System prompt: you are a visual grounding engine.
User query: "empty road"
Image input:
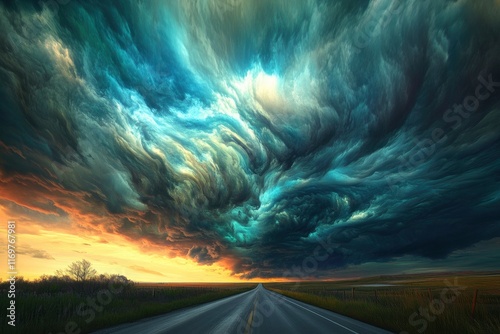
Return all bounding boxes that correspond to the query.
[93,284,393,334]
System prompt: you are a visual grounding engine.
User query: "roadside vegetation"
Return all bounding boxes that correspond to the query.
[265,273,500,334]
[0,259,256,333]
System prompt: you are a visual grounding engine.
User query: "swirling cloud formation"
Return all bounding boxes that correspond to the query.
[1,0,499,278]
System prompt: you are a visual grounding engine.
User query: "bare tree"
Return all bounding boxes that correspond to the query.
[57,259,97,281]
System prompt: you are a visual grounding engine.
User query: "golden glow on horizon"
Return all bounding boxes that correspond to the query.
[0,207,274,283]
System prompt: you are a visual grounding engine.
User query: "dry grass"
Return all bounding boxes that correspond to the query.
[265,274,500,334]
[0,280,256,334]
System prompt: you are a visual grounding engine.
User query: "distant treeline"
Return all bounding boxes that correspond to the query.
[0,273,134,296]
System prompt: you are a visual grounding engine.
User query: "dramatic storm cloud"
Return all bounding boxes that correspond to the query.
[1,0,499,279]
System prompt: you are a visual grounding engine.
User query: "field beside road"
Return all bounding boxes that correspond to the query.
[265,273,500,334]
[0,278,256,334]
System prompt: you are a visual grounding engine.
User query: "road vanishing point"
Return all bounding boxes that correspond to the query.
[93,284,393,334]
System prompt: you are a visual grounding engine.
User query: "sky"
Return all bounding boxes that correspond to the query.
[0,0,499,282]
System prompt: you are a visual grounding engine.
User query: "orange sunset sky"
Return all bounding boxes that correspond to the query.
[0,206,255,282]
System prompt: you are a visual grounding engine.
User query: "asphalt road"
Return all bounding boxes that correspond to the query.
[93,284,393,334]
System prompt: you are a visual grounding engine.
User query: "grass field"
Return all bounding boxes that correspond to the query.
[2,273,498,333]
[0,277,256,334]
[265,273,500,334]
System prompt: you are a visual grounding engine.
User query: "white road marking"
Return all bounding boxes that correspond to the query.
[278,295,360,334]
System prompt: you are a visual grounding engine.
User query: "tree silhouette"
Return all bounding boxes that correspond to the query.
[56,259,97,281]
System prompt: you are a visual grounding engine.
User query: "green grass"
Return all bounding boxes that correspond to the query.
[265,274,500,334]
[0,281,256,334]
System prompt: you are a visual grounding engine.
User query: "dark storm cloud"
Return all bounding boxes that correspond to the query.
[0,0,499,278]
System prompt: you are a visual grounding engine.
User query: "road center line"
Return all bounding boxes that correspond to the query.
[245,292,259,334]
[277,294,360,334]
